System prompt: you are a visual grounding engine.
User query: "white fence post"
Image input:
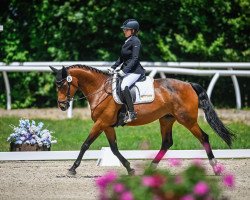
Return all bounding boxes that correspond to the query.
[2,71,11,110]
[207,73,220,100]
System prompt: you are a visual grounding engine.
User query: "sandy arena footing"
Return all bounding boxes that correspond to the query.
[0,159,249,200]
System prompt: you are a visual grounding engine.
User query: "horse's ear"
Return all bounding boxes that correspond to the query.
[49,66,58,75]
[62,66,68,79]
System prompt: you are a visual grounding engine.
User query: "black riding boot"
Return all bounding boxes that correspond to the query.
[122,86,137,123]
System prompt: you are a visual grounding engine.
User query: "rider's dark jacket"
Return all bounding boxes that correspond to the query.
[111,35,145,75]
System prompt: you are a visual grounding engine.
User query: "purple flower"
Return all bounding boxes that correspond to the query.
[120,191,134,200]
[180,194,195,200]
[113,183,125,193]
[223,174,235,188]
[193,181,209,196]
[168,158,182,167]
[142,175,164,188]
[95,171,117,189]
[20,136,26,141]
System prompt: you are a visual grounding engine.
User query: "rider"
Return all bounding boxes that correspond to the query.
[108,19,145,123]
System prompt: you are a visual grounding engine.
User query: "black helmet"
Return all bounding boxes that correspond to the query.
[121,19,139,31]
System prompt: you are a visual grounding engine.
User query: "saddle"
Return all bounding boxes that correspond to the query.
[111,73,155,127]
[112,73,155,104]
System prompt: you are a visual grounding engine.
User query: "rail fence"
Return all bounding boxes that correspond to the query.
[1,62,250,118]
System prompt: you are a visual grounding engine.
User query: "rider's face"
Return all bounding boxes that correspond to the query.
[123,29,133,38]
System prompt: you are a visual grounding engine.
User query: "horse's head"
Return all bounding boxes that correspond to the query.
[50,66,79,111]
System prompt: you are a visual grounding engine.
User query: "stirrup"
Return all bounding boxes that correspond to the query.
[124,112,137,123]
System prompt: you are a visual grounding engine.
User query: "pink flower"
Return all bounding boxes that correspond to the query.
[113,183,125,193]
[193,181,209,196]
[95,171,117,189]
[120,191,134,200]
[192,158,203,166]
[142,175,164,188]
[223,174,235,188]
[213,163,225,175]
[168,158,182,167]
[180,194,195,200]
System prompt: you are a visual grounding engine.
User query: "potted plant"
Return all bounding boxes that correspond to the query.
[7,119,57,151]
[96,159,234,200]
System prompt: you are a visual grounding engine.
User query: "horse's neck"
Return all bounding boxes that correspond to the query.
[70,68,108,108]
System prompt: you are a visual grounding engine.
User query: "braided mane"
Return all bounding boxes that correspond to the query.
[67,64,109,75]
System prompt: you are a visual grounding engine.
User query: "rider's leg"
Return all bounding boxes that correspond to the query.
[122,86,137,122]
[121,73,141,123]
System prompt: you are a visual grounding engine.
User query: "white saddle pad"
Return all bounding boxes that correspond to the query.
[112,74,155,104]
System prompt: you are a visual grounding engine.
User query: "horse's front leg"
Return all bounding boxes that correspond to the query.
[104,127,135,175]
[68,124,102,175]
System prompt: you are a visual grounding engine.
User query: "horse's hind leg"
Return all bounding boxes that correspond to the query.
[151,115,176,168]
[104,127,135,175]
[187,122,220,175]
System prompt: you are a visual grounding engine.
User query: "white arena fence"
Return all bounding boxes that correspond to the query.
[1,61,250,118]
[0,148,250,166]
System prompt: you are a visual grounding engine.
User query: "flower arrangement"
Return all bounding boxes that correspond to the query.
[96,159,234,200]
[7,119,57,148]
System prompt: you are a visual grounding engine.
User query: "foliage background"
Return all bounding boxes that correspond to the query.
[0,0,249,108]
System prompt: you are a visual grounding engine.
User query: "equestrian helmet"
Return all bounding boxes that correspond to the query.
[121,19,139,31]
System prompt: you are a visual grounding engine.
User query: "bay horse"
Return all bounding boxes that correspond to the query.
[50,65,235,176]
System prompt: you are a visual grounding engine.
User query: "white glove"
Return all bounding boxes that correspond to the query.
[118,70,126,77]
[107,67,114,74]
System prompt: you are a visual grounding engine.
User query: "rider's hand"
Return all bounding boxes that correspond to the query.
[107,67,114,74]
[118,70,126,77]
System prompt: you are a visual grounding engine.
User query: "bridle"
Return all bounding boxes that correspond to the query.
[56,74,114,110]
[56,75,76,109]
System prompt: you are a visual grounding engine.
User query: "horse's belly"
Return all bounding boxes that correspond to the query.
[128,104,169,126]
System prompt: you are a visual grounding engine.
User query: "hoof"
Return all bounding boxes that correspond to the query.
[212,164,224,176]
[128,169,135,176]
[67,168,77,176]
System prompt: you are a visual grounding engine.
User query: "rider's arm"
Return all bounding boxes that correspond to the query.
[122,39,141,73]
[111,57,123,69]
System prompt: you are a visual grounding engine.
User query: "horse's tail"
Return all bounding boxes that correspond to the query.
[190,82,236,147]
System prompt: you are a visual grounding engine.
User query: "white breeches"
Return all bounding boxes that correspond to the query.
[121,73,141,91]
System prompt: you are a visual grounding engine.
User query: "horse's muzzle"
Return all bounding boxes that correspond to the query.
[58,101,70,111]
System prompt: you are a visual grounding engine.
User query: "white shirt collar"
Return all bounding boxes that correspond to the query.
[125,36,132,43]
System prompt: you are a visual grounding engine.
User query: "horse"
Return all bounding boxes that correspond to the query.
[49,64,235,176]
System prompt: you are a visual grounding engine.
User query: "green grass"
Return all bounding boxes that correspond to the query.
[0,117,249,152]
